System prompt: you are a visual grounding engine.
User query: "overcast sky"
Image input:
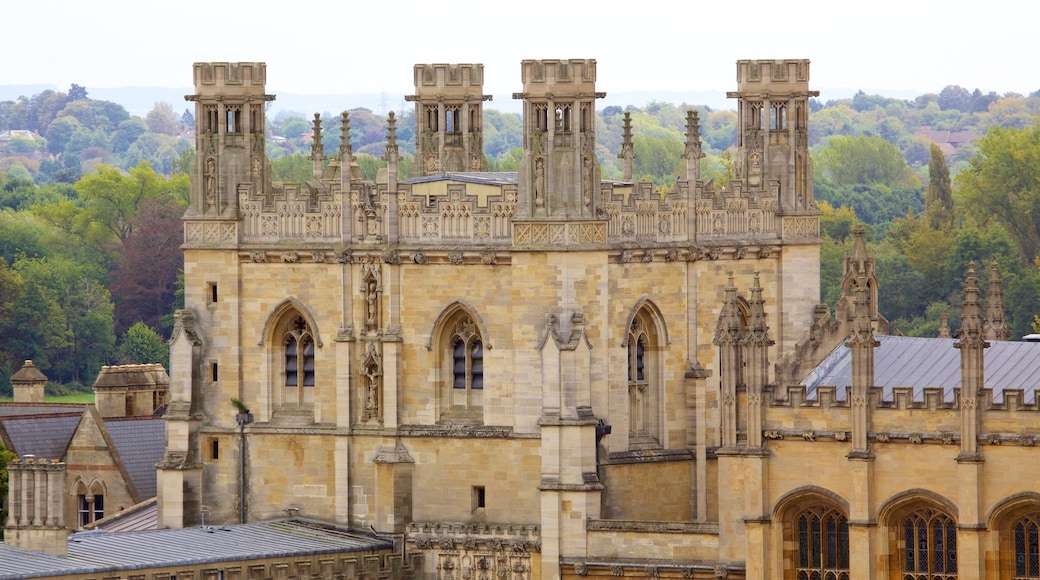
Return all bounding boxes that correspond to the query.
[4,0,1035,102]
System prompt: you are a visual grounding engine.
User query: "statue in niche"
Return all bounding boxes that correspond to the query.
[534,157,545,208]
[365,205,379,238]
[748,150,762,187]
[425,152,438,173]
[471,150,481,171]
[361,343,382,422]
[205,155,217,208]
[365,277,379,332]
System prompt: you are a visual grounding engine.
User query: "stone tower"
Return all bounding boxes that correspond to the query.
[727,59,817,214]
[514,59,605,220]
[406,64,491,175]
[184,62,274,222]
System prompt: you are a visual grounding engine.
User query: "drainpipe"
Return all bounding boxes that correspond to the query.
[235,409,254,524]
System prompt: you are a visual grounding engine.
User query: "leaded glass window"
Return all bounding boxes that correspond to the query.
[796,506,849,580]
[902,508,957,580]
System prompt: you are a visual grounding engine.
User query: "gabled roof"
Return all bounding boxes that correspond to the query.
[0,412,82,459]
[0,519,392,579]
[102,416,165,498]
[802,335,1040,403]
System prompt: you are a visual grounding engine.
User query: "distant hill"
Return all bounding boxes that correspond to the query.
[1,84,934,119]
[1,85,743,117]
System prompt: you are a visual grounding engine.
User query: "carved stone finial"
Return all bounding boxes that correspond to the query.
[984,259,1009,341]
[955,262,989,350]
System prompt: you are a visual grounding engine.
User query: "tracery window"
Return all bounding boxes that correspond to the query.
[449,316,483,409]
[626,308,661,448]
[795,505,849,580]
[284,315,315,404]
[902,508,957,580]
[1014,514,1040,579]
[627,318,649,435]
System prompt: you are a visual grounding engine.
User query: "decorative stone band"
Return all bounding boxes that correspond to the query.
[513,221,607,247]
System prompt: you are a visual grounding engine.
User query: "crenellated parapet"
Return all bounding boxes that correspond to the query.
[600,180,689,243]
[398,175,518,244]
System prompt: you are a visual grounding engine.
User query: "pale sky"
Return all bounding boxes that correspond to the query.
[4,0,1036,103]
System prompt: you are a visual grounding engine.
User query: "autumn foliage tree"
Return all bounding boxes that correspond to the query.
[109,197,184,335]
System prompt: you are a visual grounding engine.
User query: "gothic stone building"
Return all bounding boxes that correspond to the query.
[157,59,1040,580]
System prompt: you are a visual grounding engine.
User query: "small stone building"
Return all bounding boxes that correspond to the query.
[1,363,167,554]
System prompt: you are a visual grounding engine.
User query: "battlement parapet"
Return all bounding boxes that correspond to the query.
[411,63,485,90]
[732,59,816,94]
[768,384,1040,413]
[191,62,267,93]
[516,59,598,95]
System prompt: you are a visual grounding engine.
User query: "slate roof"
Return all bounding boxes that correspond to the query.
[0,403,85,417]
[402,172,634,188]
[88,498,157,532]
[802,335,1040,403]
[102,416,165,499]
[0,413,81,459]
[0,519,392,579]
[404,171,518,186]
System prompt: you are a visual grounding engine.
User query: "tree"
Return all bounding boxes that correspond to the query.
[957,123,1040,262]
[271,153,313,182]
[109,198,184,334]
[145,101,180,136]
[937,85,972,112]
[10,256,115,384]
[815,135,917,187]
[632,134,683,187]
[68,84,89,101]
[73,161,187,245]
[0,443,16,538]
[0,258,25,374]
[117,322,169,368]
[924,143,953,229]
[45,116,83,155]
[181,109,195,130]
[112,118,147,154]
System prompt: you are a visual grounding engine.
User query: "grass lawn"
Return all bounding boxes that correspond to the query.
[0,393,95,404]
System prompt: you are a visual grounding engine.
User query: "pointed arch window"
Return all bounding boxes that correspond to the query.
[1014,514,1040,579]
[795,505,849,580]
[76,482,105,528]
[435,306,488,424]
[627,310,661,448]
[901,508,957,579]
[284,315,315,404]
[451,317,483,403]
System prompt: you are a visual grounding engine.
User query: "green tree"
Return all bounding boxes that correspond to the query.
[71,161,187,245]
[924,143,954,229]
[45,116,83,155]
[271,153,313,182]
[957,123,1040,262]
[355,153,385,182]
[632,134,683,187]
[0,443,16,537]
[11,256,115,384]
[117,322,169,368]
[112,118,147,154]
[815,135,917,188]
